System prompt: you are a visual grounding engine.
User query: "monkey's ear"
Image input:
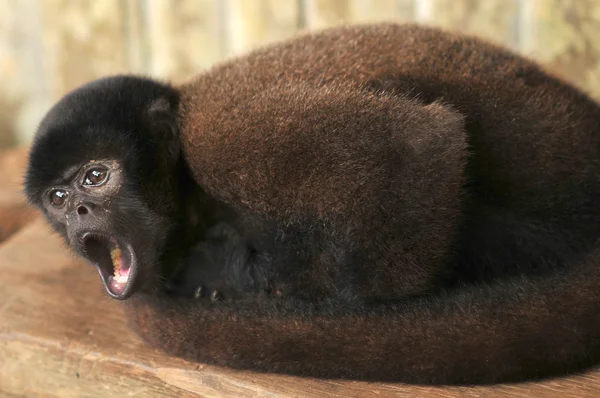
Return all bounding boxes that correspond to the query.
[147,98,180,163]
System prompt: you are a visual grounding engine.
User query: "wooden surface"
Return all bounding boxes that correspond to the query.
[2,148,600,397]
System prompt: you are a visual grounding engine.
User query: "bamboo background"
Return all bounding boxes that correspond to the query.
[1,0,599,146]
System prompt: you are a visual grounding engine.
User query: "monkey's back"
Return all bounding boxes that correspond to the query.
[179,23,600,286]
[183,22,600,202]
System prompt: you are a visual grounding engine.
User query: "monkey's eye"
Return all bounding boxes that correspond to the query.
[83,167,109,186]
[49,189,69,207]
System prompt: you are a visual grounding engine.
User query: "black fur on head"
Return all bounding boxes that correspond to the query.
[25,75,180,207]
[24,75,193,299]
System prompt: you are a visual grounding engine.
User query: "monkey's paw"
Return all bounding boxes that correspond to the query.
[163,280,224,301]
[193,285,222,302]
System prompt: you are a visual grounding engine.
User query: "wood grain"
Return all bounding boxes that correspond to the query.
[1,149,600,397]
[0,146,40,243]
[0,215,598,391]
[3,221,600,397]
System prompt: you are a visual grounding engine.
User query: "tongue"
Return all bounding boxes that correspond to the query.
[108,274,129,295]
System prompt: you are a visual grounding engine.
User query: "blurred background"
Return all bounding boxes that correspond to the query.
[0,0,599,148]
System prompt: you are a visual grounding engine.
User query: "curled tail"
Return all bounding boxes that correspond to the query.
[123,253,600,385]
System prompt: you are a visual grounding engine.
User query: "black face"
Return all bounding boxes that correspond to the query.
[25,75,186,300]
[42,159,142,298]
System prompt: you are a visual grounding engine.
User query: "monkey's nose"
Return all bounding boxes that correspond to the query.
[75,202,94,216]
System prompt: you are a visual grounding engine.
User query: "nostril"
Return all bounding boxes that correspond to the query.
[77,205,89,215]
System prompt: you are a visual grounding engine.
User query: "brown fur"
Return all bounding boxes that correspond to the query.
[26,22,600,385]
[126,258,600,384]
[122,23,600,384]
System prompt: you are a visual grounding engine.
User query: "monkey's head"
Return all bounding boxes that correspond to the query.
[24,75,188,300]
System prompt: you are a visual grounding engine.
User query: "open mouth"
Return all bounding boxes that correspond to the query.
[81,233,137,300]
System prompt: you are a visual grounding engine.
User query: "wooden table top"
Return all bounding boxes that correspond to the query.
[1,147,600,397]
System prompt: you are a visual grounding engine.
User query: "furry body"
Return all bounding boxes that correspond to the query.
[26,23,600,385]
